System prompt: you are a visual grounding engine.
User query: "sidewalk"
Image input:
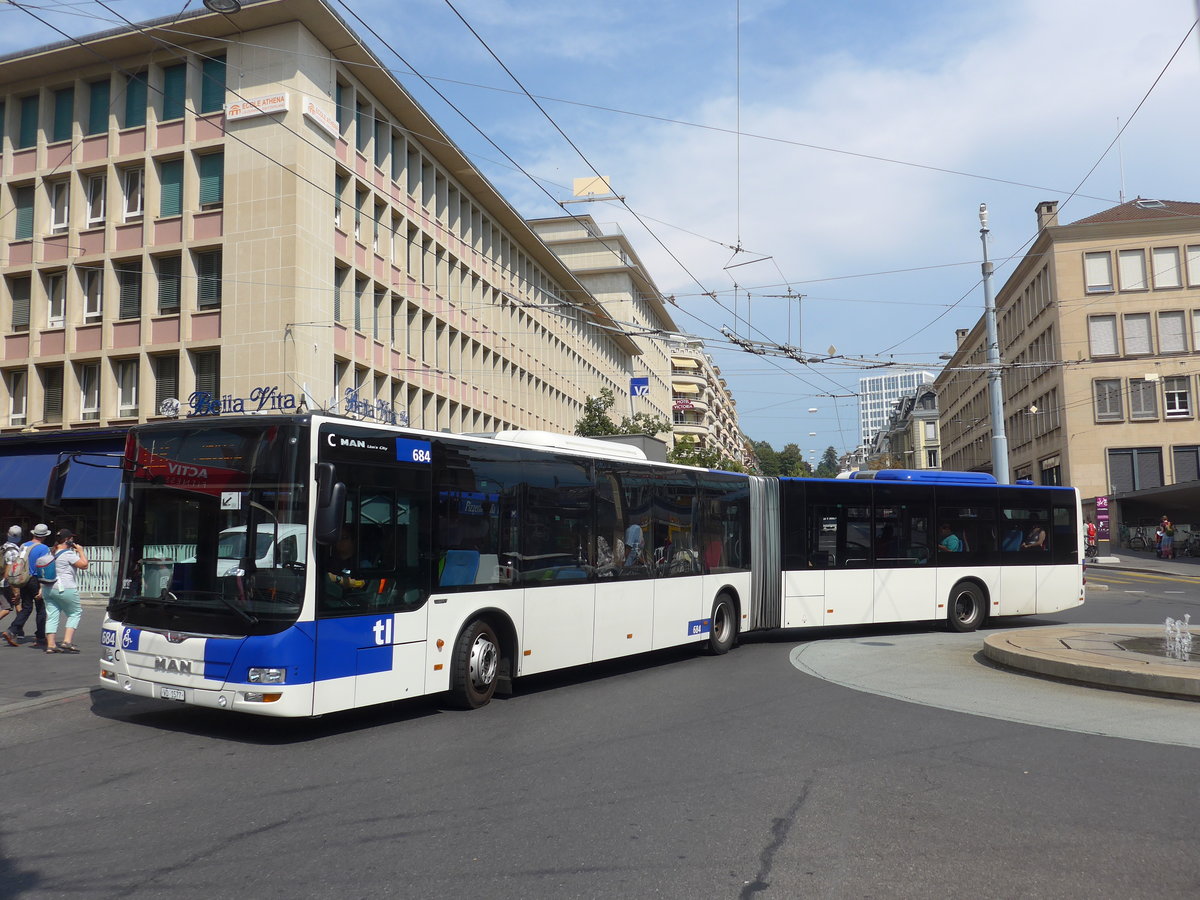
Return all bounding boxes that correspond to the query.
[1088,546,1200,578]
[0,599,105,717]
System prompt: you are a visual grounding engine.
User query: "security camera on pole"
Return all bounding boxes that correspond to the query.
[979,204,1009,484]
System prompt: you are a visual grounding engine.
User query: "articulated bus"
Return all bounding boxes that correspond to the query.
[92,415,1082,717]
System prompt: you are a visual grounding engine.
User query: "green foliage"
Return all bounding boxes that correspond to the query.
[752,441,780,476]
[574,388,670,438]
[814,445,840,479]
[668,435,744,472]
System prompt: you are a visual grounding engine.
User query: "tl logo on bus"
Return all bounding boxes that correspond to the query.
[373,619,395,646]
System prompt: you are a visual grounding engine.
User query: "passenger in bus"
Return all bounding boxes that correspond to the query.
[624,518,646,566]
[936,524,962,553]
[1021,520,1046,551]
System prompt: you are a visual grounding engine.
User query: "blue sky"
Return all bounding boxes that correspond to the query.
[5,0,1198,457]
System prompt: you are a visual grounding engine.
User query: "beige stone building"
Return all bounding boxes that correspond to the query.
[935,199,1200,537]
[867,383,940,470]
[0,0,750,537]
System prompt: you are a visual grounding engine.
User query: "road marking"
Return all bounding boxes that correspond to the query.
[1125,590,1146,594]
[1165,590,1186,594]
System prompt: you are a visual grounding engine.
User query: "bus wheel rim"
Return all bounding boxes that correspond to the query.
[470,634,498,687]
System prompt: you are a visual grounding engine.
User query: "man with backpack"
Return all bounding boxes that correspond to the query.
[3,523,52,648]
[0,525,20,644]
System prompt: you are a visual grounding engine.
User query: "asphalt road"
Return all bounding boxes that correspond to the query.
[2,574,1199,899]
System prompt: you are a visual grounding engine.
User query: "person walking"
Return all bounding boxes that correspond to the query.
[1085,518,1098,562]
[41,528,88,654]
[4,523,51,648]
[0,525,22,644]
[1160,516,1175,560]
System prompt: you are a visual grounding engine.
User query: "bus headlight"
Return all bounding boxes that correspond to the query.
[247,667,287,684]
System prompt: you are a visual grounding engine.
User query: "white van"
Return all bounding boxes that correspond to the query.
[215,523,308,574]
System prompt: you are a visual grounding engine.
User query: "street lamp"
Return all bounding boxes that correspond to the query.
[203,0,242,12]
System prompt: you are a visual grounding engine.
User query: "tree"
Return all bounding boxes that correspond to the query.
[814,445,840,479]
[574,388,670,438]
[752,441,780,477]
[668,435,744,472]
[776,443,803,476]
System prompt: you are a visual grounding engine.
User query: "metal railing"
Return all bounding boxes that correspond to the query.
[76,544,197,599]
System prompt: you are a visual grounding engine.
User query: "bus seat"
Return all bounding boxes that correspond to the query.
[439,550,480,586]
[475,553,500,584]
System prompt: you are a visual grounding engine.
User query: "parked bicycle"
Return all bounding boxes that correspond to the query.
[1127,526,1149,551]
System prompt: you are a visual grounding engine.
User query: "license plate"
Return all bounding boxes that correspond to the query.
[159,686,186,702]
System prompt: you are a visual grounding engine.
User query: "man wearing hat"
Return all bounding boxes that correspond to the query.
[0,525,20,643]
[4,524,51,648]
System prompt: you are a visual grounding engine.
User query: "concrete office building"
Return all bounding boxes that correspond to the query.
[858,370,935,448]
[0,0,706,538]
[935,198,1200,544]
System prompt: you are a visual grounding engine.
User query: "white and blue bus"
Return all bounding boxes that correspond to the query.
[91,415,1082,717]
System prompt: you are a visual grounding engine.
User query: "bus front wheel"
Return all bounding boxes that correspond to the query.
[947,583,985,633]
[450,619,500,709]
[708,594,737,654]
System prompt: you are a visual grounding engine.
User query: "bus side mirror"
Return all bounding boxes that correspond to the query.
[44,454,71,511]
[314,463,345,546]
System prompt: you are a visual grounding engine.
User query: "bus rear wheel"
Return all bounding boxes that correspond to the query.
[708,594,737,654]
[450,619,499,709]
[948,582,985,633]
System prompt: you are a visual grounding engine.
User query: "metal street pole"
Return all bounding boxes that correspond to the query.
[979,203,1010,484]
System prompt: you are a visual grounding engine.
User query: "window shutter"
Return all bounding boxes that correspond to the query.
[18,95,38,149]
[52,88,73,142]
[1123,313,1151,354]
[196,251,222,308]
[14,186,34,241]
[154,355,179,405]
[1153,247,1182,288]
[1108,450,1134,493]
[1084,252,1112,292]
[43,366,63,423]
[200,56,226,114]
[1159,311,1186,353]
[118,265,142,319]
[1137,449,1163,490]
[1087,315,1117,356]
[1174,448,1200,484]
[194,351,219,398]
[160,158,183,217]
[162,63,187,120]
[336,83,349,131]
[10,277,30,330]
[1118,250,1147,290]
[88,80,109,135]
[158,256,181,313]
[1094,379,1122,421]
[1129,379,1158,420]
[198,153,223,207]
[125,72,147,128]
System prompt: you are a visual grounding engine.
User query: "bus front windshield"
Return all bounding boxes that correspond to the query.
[110,422,309,636]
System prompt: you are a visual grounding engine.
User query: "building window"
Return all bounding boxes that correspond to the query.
[1094,378,1122,422]
[115,359,138,417]
[925,448,939,468]
[1159,310,1187,353]
[1188,245,1200,287]
[117,263,142,320]
[124,71,147,128]
[157,255,181,313]
[154,355,179,410]
[196,250,222,309]
[200,55,226,114]
[1152,247,1182,289]
[1108,447,1162,493]
[355,101,370,154]
[87,79,109,135]
[161,62,187,121]
[42,365,64,424]
[335,82,350,135]
[52,87,73,143]
[86,172,106,226]
[1118,249,1147,291]
[198,152,223,208]
[49,179,69,233]
[81,267,102,322]
[1084,251,1113,293]
[159,158,183,217]
[1164,376,1192,419]
[1129,378,1158,421]
[1173,446,1200,483]
[193,350,220,400]
[1087,314,1118,357]
[6,370,26,426]
[334,173,346,228]
[923,421,936,441]
[14,185,34,241]
[9,275,30,332]
[45,272,66,328]
[122,167,143,220]
[1122,313,1152,355]
[78,362,100,421]
[17,95,38,149]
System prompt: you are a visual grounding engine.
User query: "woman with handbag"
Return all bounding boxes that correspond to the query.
[41,529,88,654]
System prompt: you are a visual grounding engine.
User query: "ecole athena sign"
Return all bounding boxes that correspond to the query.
[225,92,289,121]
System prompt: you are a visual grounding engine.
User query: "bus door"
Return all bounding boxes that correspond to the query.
[780,480,823,628]
[593,465,652,660]
[871,484,935,623]
[806,482,872,627]
[314,432,432,713]
[997,494,1048,617]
